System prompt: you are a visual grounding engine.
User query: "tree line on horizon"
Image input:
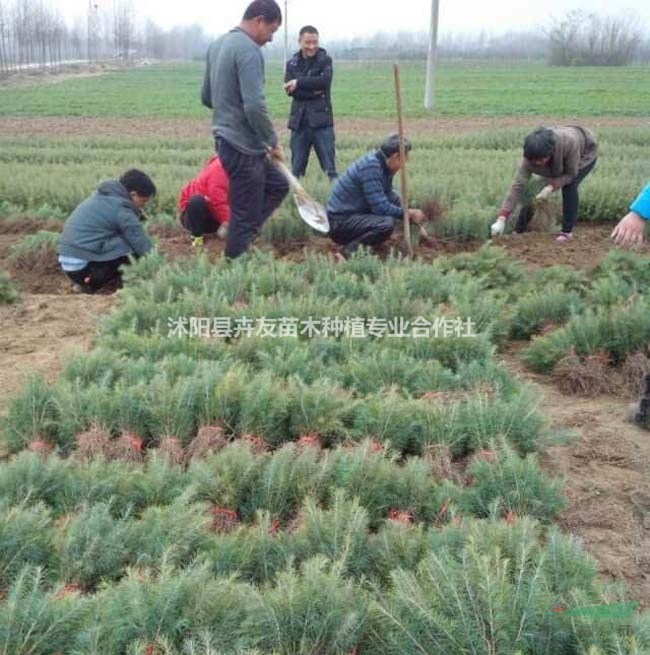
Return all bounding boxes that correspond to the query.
[0,0,648,76]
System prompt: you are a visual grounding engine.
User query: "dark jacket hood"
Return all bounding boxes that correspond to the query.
[59,179,152,262]
[97,180,131,201]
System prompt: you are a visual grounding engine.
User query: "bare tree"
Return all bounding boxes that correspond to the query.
[0,0,217,72]
[34,1,49,69]
[69,17,84,59]
[0,0,9,73]
[12,0,29,66]
[547,9,642,66]
[49,10,65,69]
[112,0,134,59]
[144,18,165,59]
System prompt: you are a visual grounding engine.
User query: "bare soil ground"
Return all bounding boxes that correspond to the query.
[494,225,650,270]
[0,62,128,89]
[0,293,114,416]
[1,115,649,140]
[504,351,650,608]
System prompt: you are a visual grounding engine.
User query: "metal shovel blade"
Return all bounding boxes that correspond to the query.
[293,193,330,233]
[271,158,330,233]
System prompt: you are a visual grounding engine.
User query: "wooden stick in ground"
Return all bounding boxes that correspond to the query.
[393,63,413,258]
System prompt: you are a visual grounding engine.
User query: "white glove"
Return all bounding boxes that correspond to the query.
[490,216,506,237]
[536,185,554,201]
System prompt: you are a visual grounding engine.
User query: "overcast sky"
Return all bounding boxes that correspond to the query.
[60,0,649,38]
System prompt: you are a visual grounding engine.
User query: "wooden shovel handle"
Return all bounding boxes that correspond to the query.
[272,158,305,196]
[394,64,413,258]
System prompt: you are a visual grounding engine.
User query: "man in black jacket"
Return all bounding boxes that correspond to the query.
[284,25,337,180]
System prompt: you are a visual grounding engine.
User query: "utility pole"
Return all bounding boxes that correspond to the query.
[87,0,98,62]
[424,0,440,110]
[87,0,92,61]
[394,64,413,258]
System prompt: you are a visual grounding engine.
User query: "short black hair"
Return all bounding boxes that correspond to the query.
[380,133,412,158]
[523,128,556,160]
[243,0,282,23]
[299,25,319,37]
[119,169,156,197]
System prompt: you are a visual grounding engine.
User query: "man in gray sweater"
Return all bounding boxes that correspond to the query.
[202,0,289,259]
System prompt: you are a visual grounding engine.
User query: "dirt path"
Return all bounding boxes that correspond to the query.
[1,115,649,140]
[492,225,650,270]
[502,351,650,608]
[150,223,645,270]
[0,293,114,417]
[0,63,129,89]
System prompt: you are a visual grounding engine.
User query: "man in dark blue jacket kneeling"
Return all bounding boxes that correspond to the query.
[326,134,425,259]
[58,169,155,293]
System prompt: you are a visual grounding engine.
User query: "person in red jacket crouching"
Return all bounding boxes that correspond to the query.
[178,156,230,247]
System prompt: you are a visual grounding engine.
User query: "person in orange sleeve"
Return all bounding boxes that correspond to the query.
[178,156,230,247]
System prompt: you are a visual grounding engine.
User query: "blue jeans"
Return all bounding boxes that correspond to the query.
[290,125,337,179]
[217,138,289,259]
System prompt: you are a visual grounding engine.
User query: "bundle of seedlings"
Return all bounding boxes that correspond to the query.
[528,196,559,232]
[0,502,55,588]
[416,198,446,246]
[75,424,114,460]
[7,230,60,273]
[0,269,18,304]
[515,180,560,233]
[620,350,650,397]
[430,200,489,242]
[458,441,566,522]
[507,286,584,340]
[523,299,650,374]
[551,350,619,397]
[152,437,185,466]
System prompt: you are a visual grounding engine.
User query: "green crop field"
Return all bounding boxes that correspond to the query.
[1,127,649,243]
[1,61,650,655]
[1,61,649,240]
[1,61,650,118]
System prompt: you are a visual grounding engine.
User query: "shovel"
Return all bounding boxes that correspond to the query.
[272,159,330,234]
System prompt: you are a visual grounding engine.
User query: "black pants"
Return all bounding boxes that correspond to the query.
[515,158,597,234]
[66,256,130,293]
[328,212,396,257]
[634,374,650,430]
[216,138,289,259]
[181,195,219,237]
[290,125,338,179]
